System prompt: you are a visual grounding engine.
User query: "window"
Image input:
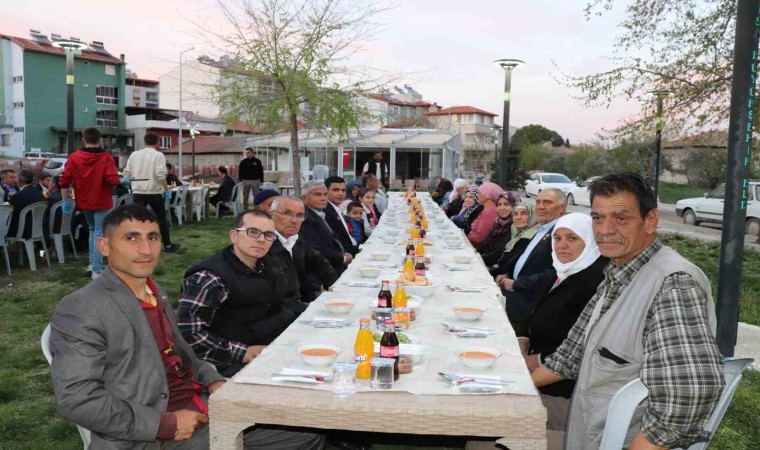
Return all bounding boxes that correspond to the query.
[13,127,24,133]
[96,85,119,104]
[160,136,172,148]
[709,184,726,199]
[0,134,10,146]
[105,64,116,76]
[13,102,24,108]
[12,76,22,82]
[96,109,118,127]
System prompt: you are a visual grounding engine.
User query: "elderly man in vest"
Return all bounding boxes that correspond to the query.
[177,210,324,449]
[529,173,724,450]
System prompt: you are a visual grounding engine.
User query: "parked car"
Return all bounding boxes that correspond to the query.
[567,176,600,206]
[675,182,760,235]
[524,172,577,197]
[42,158,68,177]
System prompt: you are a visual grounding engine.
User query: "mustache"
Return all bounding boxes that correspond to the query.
[596,236,625,244]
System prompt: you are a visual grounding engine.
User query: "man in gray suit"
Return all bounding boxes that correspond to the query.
[50,205,226,449]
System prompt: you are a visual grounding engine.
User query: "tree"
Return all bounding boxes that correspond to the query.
[196,0,391,196]
[555,0,749,138]
[511,124,565,149]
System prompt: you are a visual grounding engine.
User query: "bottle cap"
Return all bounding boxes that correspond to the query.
[384,320,395,325]
[359,318,370,324]
[381,279,389,283]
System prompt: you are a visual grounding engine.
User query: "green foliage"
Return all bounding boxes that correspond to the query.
[558,0,749,138]
[520,144,548,170]
[511,124,564,151]
[681,147,760,189]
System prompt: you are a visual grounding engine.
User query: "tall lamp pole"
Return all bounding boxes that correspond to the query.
[52,38,89,155]
[178,47,194,179]
[648,89,673,203]
[189,124,199,180]
[494,59,524,189]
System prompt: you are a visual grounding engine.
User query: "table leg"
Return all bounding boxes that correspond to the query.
[209,419,250,450]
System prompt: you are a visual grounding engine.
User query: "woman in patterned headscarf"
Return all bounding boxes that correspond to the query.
[476,190,521,264]
[487,203,538,275]
[452,185,482,233]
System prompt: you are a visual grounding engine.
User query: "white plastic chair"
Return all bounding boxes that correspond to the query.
[115,194,133,207]
[41,324,92,450]
[7,201,50,271]
[261,181,278,191]
[168,185,189,225]
[48,201,77,264]
[192,185,210,221]
[599,357,755,450]
[216,182,242,218]
[0,205,12,275]
[312,165,329,181]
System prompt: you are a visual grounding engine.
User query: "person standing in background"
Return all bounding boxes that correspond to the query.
[361,151,389,190]
[239,148,264,210]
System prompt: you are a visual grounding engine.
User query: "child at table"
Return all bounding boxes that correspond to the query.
[344,201,367,244]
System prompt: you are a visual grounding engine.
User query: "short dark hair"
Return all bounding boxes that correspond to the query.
[103,205,158,236]
[362,173,376,185]
[18,170,34,185]
[218,165,228,175]
[244,147,253,153]
[234,209,274,228]
[37,172,52,181]
[589,172,656,218]
[144,133,159,146]
[324,176,346,190]
[346,201,364,213]
[82,127,102,145]
[166,162,173,170]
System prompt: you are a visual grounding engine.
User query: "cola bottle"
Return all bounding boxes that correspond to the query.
[414,256,426,276]
[380,320,400,381]
[377,280,393,308]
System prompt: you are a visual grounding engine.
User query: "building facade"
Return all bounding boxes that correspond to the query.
[0,31,130,158]
[125,73,159,108]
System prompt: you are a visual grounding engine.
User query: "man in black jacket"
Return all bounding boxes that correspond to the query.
[178,209,325,448]
[495,188,566,325]
[269,195,338,303]
[210,165,238,216]
[239,148,264,210]
[8,169,45,238]
[324,176,358,255]
[299,180,353,276]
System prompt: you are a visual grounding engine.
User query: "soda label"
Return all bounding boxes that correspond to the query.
[380,346,399,358]
[355,354,367,363]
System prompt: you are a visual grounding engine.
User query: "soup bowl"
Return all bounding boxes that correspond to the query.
[457,346,502,369]
[297,344,342,366]
[371,252,391,261]
[358,267,382,279]
[452,305,485,321]
[324,299,356,314]
[453,254,474,264]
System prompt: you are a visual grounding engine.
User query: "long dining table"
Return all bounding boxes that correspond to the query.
[208,192,547,449]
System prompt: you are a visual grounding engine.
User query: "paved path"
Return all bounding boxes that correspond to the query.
[736,323,760,370]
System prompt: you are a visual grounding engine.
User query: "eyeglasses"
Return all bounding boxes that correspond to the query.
[272,210,306,221]
[234,227,278,241]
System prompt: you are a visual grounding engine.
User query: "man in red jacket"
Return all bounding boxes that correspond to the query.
[59,127,123,279]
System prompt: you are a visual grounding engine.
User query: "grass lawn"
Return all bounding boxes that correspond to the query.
[659,182,709,204]
[0,219,757,449]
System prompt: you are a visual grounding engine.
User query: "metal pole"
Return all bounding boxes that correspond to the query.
[716,0,760,357]
[178,47,194,179]
[653,96,663,203]
[499,68,513,188]
[66,50,75,155]
[191,138,196,181]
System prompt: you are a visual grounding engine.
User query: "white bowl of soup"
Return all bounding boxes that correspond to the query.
[324,299,356,314]
[358,267,382,279]
[297,344,342,366]
[457,347,502,369]
[453,305,485,321]
[371,252,391,261]
[453,254,474,264]
[381,236,397,244]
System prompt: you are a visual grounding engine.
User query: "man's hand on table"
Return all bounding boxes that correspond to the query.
[497,277,515,292]
[243,345,267,363]
[344,253,354,264]
[524,354,541,372]
[517,337,530,356]
[207,380,226,394]
[173,410,208,440]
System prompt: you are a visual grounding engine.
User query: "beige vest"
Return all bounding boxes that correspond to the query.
[564,246,717,449]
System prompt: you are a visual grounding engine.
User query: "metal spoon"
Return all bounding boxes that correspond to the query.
[438,372,514,385]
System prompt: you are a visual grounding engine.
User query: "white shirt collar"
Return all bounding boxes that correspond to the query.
[276,231,299,255]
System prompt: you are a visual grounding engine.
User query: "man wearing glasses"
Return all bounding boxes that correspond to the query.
[269,196,338,304]
[177,210,325,448]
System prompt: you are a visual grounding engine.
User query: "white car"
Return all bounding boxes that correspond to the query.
[524,172,577,197]
[42,158,68,177]
[675,182,760,235]
[567,176,600,206]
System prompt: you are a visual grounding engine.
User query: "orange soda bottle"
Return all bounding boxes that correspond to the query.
[393,284,408,308]
[415,239,425,256]
[403,256,415,273]
[354,319,374,379]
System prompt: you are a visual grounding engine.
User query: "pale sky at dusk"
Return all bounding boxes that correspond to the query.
[1,0,644,143]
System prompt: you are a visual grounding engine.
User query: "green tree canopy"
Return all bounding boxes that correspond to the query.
[511,124,565,151]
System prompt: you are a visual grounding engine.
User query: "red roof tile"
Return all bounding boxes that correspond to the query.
[425,106,498,117]
[2,34,123,64]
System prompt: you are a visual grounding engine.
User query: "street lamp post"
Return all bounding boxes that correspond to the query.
[189,124,199,180]
[648,89,673,203]
[178,47,194,179]
[494,59,524,189]
[51,38,89,155]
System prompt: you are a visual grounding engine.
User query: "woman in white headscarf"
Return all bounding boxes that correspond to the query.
[443,178,470,217]
[516,213,609,408]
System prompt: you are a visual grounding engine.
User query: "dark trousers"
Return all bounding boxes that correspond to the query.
[132,193,173,247]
